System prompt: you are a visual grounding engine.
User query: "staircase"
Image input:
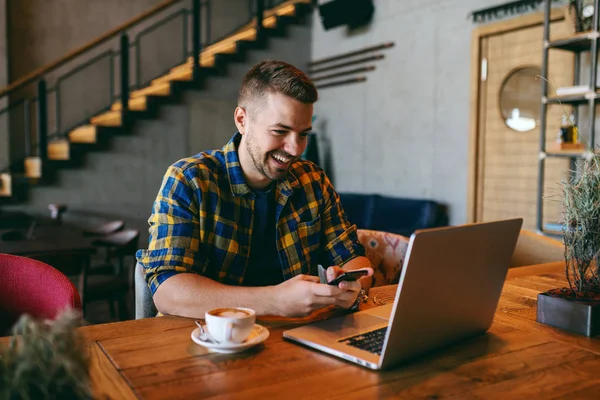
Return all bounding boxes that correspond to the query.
[0,0,312,203]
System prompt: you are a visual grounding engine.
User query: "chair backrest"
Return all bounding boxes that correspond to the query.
[0,253,82,333]
[27,251,90,305]
[94,229,140,258]
[83,220,125,237]
[357,229,410,287]
[135,262,157,319]
[510,229,564,267]
[94,229,140,275]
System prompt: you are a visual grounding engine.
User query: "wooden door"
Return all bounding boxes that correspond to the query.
[475,17,573,231]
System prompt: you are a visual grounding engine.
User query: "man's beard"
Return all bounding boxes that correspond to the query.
[245,131,292,182]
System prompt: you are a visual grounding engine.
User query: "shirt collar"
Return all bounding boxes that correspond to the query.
[224,132,300,197]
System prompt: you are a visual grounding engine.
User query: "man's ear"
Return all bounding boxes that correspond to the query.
[234,106,247,135]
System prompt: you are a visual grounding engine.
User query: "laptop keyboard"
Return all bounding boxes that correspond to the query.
[338,327,388,355]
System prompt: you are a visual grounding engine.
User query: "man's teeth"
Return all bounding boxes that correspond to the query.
[272,154,289,163]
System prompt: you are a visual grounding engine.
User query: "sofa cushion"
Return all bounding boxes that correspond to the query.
[370,196,444,237]
[338,193,376,229]
[339,193,447,237]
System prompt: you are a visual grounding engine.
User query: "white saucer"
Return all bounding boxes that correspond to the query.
[191,324,270,354]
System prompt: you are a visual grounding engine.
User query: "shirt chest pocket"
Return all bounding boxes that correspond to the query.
[291,216,322,270]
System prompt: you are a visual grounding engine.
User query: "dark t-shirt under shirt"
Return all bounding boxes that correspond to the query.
[242,186,284,286]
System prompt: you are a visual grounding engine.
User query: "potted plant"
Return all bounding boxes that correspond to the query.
[0,311,93,399]
[536,151,600,336]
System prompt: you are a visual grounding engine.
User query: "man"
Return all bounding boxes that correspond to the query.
[136,60,372,318]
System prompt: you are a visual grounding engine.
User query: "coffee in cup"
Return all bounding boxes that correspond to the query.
[210,308,252,318]
[205,307,256,344]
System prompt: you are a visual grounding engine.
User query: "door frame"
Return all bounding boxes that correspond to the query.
[466,7,567,223]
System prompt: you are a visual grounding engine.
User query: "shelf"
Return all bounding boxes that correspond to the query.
[547,142,587,152]
[537,6,600,242]
[544,92,595,105]
[544,222,563,232]
[546,31,598,52]
[544,152,589,159]
[542,223,564,238]
[543,142,591,158]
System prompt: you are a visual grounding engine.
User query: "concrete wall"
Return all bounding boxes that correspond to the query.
[12,21,312,245]
[7,0,164,81]
[310,0,520,226]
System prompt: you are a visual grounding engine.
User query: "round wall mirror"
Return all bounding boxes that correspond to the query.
[499,67,541,132]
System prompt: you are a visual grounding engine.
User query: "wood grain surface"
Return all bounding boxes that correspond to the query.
[4,261,600,399]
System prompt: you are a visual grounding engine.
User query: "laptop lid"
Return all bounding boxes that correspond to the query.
[378,218,523,369]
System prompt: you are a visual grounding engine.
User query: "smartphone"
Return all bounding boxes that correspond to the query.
[327,269,369,286]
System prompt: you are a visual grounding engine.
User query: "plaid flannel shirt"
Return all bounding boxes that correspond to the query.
[136,133,365,294]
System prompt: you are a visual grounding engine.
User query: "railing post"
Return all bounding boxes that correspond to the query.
[205,0,211,46]
[120,32,130,123]
[192,0,201,82]
[37,80,48,162]
[256,0,264,37]
[24,99,31,157]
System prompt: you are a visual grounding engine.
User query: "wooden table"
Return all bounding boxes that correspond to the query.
[0,210,34,229]
[23,262,600,398]
[0,226,96,256]
[84,261,600,399]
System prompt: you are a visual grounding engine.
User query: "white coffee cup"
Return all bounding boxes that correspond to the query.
[205,307,256,344]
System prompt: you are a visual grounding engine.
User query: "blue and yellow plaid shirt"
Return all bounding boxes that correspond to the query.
[136,133,365,294]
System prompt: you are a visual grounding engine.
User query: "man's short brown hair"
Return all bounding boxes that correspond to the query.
[238,60,318,110]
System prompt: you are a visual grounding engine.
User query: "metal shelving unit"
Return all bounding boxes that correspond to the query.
[537,0,600,235]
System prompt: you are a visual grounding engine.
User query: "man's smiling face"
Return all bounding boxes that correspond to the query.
[236,91,313,189]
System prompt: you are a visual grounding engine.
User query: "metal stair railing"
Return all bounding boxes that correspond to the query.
[0,0,293,178]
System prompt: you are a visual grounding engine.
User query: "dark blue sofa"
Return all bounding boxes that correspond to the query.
[338,193,448,237]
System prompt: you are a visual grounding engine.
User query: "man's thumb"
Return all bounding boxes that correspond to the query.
[326,266,341,282]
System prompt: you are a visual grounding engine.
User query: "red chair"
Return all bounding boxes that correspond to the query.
[0,253,82,335]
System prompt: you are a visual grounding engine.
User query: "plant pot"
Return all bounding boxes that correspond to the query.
[537,292,600,337]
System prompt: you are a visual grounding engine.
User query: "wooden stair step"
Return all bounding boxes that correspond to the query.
[25,157,42,179]
[164,27,260,78]
[151,53,221,85]
[90,110,122,127]
[130,81,171,99]
[152,2,300,84]
[111,96,148,112]
[0,173,11,197]
[69,125,97,144]
[82,0,310,135]
[48,140,70,161]
[109,82,170,112]
[166,48,232,78]
[137,2,306,96]
[151,68,193,85]
[163,3,296,81]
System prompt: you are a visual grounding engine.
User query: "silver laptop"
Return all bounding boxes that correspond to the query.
[283,218,523,370]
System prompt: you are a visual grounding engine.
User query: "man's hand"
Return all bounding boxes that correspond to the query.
[326,266,374,310]
[269,274,347,317]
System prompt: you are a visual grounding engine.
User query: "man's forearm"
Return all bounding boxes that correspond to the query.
[153,273,278,318]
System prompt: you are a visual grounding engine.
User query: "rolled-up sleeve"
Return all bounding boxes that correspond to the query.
[319,174,365,267]
[135,165,202,295]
